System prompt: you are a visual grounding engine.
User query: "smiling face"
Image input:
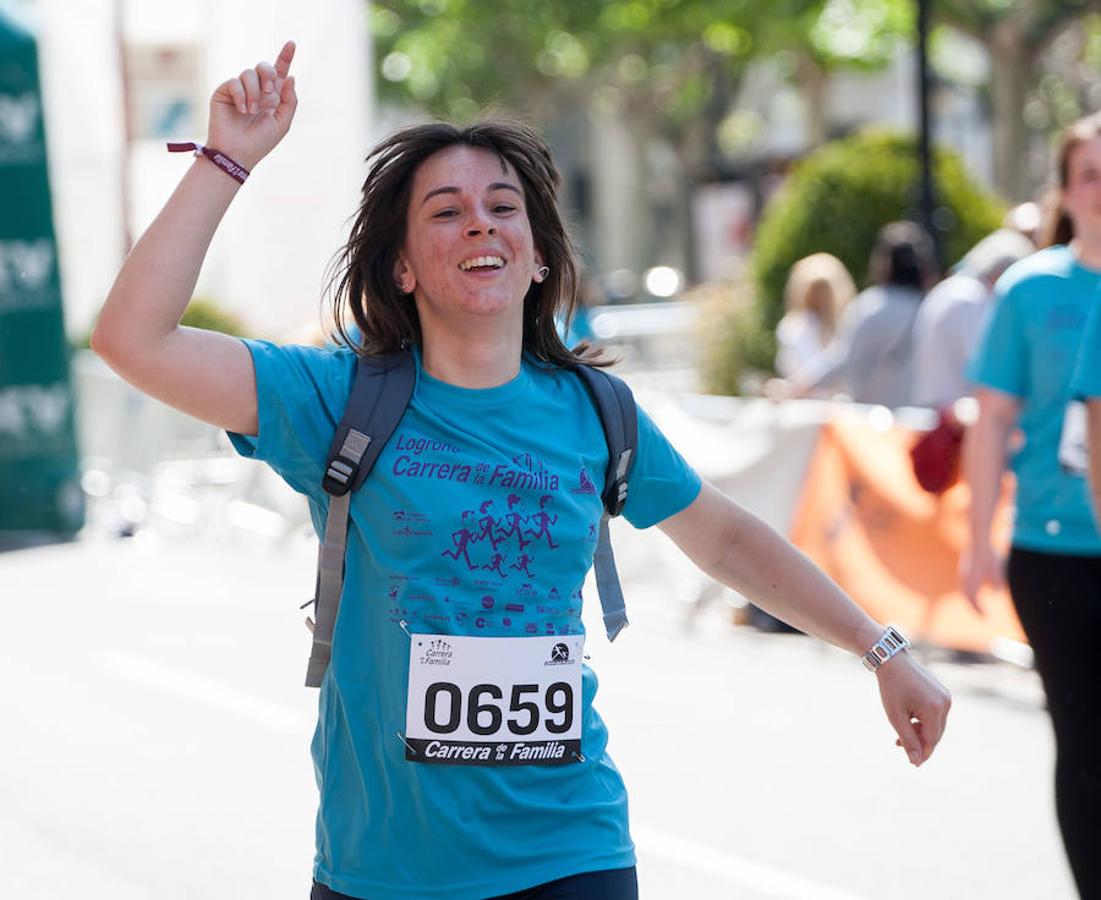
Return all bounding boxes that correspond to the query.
[397,145,545,337]
[1061,135,1101,241]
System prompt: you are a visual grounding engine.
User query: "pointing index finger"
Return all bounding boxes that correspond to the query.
[275,40,296,78]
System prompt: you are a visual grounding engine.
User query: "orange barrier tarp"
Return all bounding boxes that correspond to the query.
[790,421,1025,653]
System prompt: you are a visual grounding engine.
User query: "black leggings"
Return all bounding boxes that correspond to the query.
[311,866,638,900]
[1008,547,1101,899]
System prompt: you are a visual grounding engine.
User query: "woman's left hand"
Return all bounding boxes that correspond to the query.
[876,652,951,767]
[208,40,298,170]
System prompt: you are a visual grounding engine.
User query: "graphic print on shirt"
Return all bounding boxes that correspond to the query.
[492,494,530,552]
[510,554,535,577]
[385,433,588,635]
[524,495,559,549]
[483,552,509,578]
[441,509,480,569]
[391,432,469,483]
[436,454,564,583]
[572,466,598,496]
[392,509,432,537]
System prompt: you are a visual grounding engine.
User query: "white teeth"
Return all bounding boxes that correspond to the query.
[459,256,505,271]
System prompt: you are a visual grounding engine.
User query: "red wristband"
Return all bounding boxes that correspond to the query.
[167,142,250,184]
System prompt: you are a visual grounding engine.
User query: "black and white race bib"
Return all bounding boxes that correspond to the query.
[404,633,583,766]
[1058,401,1088,476]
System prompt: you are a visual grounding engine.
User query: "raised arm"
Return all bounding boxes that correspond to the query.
[959,387,1019,611]
[660,482,951,767]
[91,41,298,436]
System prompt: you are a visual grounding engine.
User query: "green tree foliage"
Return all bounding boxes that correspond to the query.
[371,0,907,153]
[179,297,249,336]
[371,0,1098,209]
[1035,14,1101,130]
[783,0,914,145]
[373,0,798,149]
[932,0,1101,199]
[703,129,1004,393]
[936,0,1095,43]
[803,0,913,67]
[76,297,249,350]
[697,282,772,397]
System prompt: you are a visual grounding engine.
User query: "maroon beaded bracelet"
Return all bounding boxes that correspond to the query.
[167,142,250,184]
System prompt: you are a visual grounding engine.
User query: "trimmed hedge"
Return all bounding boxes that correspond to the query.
[704,129,1005,391]
[76,296,250,350]
[179,297,250,336]
[697,280,767,396]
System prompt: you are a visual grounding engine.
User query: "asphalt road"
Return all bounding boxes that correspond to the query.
[1,522,1077,899]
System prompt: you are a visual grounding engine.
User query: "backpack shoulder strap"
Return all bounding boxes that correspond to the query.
[572,364,637,516]
[573,364,638,642]
[322,350,417,497]
[305,349,416,688]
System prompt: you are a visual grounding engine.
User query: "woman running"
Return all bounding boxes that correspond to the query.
[93,42,950,900]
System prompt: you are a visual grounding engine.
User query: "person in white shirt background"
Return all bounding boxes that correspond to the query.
[774,252,856,382]
[769,221,939,408]
[912,227,1036,411]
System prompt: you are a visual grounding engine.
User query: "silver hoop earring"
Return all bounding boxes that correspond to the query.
[536,266,550,282]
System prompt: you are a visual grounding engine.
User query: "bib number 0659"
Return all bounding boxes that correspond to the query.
[405,633,583,766]
[424,681,573,736]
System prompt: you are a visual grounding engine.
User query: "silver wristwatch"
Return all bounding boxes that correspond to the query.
[862,625,910,672]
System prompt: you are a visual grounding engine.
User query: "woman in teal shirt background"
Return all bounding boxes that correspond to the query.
[1072,301,1101,524]
[963,112,1101,899]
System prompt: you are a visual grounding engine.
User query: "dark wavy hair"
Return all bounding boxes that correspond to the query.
[867,220,938,291]
[1040,111,1101,248]
[327,119,601,366]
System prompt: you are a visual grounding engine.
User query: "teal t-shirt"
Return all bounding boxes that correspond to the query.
[1071,295,1101,399]
[228,341,702,899]
[967,245,1101,554]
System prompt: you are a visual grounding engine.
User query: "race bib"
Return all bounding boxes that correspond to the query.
[404,633,583,766]
[1058,401,1088,476]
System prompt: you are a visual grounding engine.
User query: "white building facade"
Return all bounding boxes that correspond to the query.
[31,0,372,339]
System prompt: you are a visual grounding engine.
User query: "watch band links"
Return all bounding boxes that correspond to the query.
[862,625,910,672]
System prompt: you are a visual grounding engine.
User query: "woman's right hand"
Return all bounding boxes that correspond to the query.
[959,541,1004,614]
[207,40,298,171]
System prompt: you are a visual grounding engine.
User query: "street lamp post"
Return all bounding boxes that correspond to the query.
[916,0,939,267]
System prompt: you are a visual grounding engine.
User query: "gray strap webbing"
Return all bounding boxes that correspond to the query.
[572,364,637,642]
[305,353,417,688]
[595,512,628,641]
[305,491,352,687]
